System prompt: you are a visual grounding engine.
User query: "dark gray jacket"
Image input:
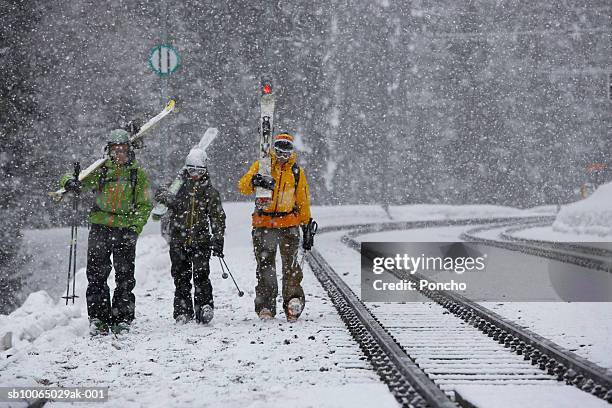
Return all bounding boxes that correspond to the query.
[157,171,225,246]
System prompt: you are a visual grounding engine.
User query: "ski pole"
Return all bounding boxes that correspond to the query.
[217,256,229,279]
[212,243,229,279]
[63,217,75,305]
[71,178,79,304]
[294,219,318,270]
[217,256,244,297]
[62,162,81,305]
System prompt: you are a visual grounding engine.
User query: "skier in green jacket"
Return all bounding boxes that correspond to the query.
[60,129,152,335]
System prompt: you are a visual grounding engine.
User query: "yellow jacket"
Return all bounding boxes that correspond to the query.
[239,153,311,228]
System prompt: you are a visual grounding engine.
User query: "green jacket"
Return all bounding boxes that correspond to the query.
[60,159,152,234]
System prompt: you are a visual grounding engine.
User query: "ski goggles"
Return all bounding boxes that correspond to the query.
[273,140,294,158]
[186,166,207,177]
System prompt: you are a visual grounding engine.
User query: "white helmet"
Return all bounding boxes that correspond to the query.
[185,148,207,168]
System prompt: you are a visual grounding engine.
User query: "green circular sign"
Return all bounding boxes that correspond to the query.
[148,44,180,77]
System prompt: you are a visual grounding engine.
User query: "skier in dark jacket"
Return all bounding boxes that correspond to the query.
[155,149,226,324]
[60,128,153,335]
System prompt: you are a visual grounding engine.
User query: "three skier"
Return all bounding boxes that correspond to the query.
[154,149,226,324]
[56,108,315,334]
[60,129,152,335]
[239,132,313,322]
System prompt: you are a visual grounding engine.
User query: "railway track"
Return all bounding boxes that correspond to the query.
[306,218,612,407]
[499,221,612,259]
[460,218,612,274]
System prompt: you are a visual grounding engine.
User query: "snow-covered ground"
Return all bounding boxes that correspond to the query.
[1,203,398,408]
[553,182,612,236]
[2,202,610,407]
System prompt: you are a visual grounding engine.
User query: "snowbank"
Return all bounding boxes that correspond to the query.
[553,182,612,236]
[0,290,87,358]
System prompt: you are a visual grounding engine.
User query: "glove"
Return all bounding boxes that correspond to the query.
[64,178,81,194]
[252,173,275,190]
[301,225,313,250]
[211,237,224,257]
[154,187,169,204]
[301,219,318,251]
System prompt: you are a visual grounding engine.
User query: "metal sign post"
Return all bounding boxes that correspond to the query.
[148,44,179,173]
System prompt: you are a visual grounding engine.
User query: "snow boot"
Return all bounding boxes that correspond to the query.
[111,321,130,335]
[175,314,191,325]
[89,318,109,336]
[286,298,303,323]
[258,308,274,321]
[196,305,214,324]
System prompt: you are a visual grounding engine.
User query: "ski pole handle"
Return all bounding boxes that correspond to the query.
[73,162,81,180]
[66,162,82,197]
[310,219,318,235]
[301,218,318,250]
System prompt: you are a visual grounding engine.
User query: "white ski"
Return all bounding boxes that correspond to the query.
[152,127,219,219]
[49,99,176,201]
[255,80,275,209]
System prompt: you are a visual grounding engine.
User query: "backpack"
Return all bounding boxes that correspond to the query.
[291,163,300,192]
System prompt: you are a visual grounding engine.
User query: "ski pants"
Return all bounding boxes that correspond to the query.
[86,224,137,324]
[169,241,213,319]
[252,226,304,316]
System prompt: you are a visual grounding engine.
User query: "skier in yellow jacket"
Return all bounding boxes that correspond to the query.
[239,132,313,322]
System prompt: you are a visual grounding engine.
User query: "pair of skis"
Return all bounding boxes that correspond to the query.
[48,99,176,201]
[151,127,219,219]
[256,79,276,209]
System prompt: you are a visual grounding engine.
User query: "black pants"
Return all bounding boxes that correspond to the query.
[169,241,213,319]
[86,224,137,324]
